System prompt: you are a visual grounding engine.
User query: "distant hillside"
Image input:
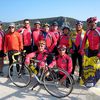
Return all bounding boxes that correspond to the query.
[15,16,78,29]
[2,16,100,31]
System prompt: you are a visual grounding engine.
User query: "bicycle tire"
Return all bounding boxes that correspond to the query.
[9,62,31,88]
[43,68,73,98]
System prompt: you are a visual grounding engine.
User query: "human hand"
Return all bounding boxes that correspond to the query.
[97,53,100,58]
[78,49,85,55]
[70,49,74,54]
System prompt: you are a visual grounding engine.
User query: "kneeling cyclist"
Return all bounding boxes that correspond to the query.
[48,45,73,85]
[25,40,48,76]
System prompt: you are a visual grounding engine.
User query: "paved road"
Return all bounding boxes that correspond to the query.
[0,64,100,100]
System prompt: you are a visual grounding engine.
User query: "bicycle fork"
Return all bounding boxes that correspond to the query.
[31,69,45,90]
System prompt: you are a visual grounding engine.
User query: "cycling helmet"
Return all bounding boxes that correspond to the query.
[62,25,70,31]
[87,17,97,23]
[8,23,15,27]
[34,20,41,25]
[51,21,58,26]
[43,23,50,27]
[76,21,83,25]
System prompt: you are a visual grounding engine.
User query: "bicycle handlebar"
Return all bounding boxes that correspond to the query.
[30,58,40,63]
[12,52,20,62]
[12,50,26,62]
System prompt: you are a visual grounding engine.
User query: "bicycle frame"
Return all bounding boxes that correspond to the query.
[12,51,53,85]
[30,59,58,86]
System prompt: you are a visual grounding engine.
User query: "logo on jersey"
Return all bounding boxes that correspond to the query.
[93,32,98,37]
[62,59,67,63]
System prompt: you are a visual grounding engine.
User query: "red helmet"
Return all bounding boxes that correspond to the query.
[87,17,97,23]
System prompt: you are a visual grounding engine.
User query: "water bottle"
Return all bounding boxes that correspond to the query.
[29,64,37,75]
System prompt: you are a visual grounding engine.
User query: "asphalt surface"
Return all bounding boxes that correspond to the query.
[0,63,100,100]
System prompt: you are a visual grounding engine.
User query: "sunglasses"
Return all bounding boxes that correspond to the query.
[58,48,66,51]
[38,44,45,47]
[25,23,29,24]
[9,26,15,29]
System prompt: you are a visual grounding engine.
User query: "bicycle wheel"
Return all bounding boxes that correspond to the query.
[43,68,73,98]
[9,62,31,88]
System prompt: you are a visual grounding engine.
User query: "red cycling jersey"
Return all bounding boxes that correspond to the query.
[81,27,100,50]
[18,26,32,46]
[48,54,72,79]
[38,31,57,52]
[25,50,48,68]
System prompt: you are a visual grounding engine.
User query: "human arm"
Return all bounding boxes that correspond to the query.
[25,52,36,65]
[78,33,87,55]
[48,59,56,68]
[17,32,23,51]
[49,34,57,52]
[4,35,8,53]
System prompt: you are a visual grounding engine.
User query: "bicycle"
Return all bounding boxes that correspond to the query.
[9,50,31,87]
[9,52,73,98]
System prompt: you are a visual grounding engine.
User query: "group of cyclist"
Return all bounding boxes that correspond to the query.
[0,17,100,87]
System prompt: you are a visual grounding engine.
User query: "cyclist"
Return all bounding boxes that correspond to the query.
[79,17,100,87]
[70,21,86,81]
[48,45,72,83]
[80,17,100,58]
[31,20,41,51]
[25,40,48,74]
[18,19,32,54]
[4,23,23,75]
[50,22,61,55]
[50,22,61,41]
[0,21,5,76]
[39,23,57,53]
[59,25,71,53]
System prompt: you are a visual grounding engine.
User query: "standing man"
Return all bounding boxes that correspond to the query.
[32,21,41,51]
[18,19,32,54]
[70,21,85,81]
[80,17,100,57]
[50,22,61,55]
[50,22,61,42]
[79,17,100,86]
[39,23,57,53]
[4,23,23,74]
[0,21,5,76]
[59,26,71,50]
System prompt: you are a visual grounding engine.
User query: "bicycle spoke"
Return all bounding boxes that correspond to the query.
[43,68,73,98]
[9,62,31,87]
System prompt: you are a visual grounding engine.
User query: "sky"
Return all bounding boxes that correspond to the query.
[0,0,100,22]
